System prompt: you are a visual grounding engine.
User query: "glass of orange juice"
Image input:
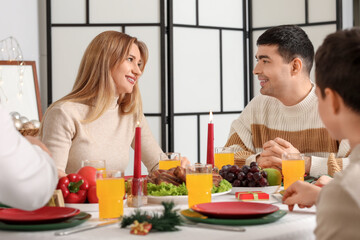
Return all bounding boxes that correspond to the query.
[186,163,213,208]
[214,147,234,170]
[159,152,181,170]
[282,153,305,189]
[82,160,106,171]
[96,170,124,220]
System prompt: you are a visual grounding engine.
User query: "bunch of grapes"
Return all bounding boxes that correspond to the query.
[219,162,269,187]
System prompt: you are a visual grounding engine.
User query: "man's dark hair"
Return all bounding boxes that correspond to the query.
[315,28,360,113]
[257,25,314,76]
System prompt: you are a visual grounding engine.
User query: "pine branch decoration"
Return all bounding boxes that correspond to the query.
[121,201,182,232]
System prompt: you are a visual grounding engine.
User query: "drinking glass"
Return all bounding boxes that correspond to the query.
[214,147,234,170]
[159,152,181,170]
[282,153,305,189]
[82,160,106,171]
[186,163,213,208]
[96,170,124,220]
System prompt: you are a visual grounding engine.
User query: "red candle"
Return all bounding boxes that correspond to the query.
[206,111,214,167]
[134,121,141,178]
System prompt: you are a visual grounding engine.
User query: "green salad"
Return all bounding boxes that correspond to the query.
[147,179,232,196]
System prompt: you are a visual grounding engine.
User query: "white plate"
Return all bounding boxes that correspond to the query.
[147,190,231,205]
[65,203,99,212]
[65,199,127,212]
[230,185,281,195]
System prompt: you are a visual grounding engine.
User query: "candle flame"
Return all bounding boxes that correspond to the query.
[209,111,213,123]
[137,121,140,127]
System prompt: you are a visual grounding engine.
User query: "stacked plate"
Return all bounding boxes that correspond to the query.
[148,190,231,205]
[0,206,91,231]
[181,202,286,225]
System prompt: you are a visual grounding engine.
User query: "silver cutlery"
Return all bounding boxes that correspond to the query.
[181,217,245,232]
[54,219,120,236]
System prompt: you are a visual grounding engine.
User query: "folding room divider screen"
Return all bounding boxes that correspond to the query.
[47,0,341,173]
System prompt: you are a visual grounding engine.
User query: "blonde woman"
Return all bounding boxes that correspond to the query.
[40,31,174,178]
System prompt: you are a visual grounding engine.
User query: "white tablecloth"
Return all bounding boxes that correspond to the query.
[1,193,316,240]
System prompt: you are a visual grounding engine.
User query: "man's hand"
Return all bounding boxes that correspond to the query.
[25,136,52,157]
[256,154,282,170]
[270,137,300,155]
[282,181,321,211]
[257,138,300,171]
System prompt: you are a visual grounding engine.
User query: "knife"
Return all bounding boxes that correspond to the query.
[182,222,246,232]
[54,219,120,236]
[181,216,245,232]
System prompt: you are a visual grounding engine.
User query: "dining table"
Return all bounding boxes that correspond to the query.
[1,192,317,240]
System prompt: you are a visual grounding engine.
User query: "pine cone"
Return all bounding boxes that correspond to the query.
[327,153,342,177]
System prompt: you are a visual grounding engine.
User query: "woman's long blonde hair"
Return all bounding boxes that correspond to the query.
[42,31,148,128]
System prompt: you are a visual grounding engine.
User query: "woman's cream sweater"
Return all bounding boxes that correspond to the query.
[40,99,161,174]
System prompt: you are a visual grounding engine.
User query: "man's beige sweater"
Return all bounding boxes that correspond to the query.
[40,99,161,174]
[225,85,350,177]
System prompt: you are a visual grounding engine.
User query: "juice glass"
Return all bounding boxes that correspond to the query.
[82,160,106,171]
[214,147,234,170]
[186,163,213,208]
[282,153,305,189]
[96,170,124,220]
[159,152,181,170]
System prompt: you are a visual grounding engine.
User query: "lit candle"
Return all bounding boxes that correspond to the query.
[206,111,214,167]
[134,121,141,179]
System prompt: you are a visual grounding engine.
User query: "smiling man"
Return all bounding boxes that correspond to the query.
[224,25,350,177]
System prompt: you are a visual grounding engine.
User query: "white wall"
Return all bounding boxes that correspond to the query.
[343,0,354,29]
[0,0,354,115]
[0,0,44,109]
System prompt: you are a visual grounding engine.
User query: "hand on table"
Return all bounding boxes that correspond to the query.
[314,175,333,187]
[282,181,321,211]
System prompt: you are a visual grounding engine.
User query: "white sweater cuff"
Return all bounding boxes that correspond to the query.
[309,156,328,177]
[343,157,350,170]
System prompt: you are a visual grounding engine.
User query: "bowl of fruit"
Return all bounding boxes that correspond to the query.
[219,162,282,195]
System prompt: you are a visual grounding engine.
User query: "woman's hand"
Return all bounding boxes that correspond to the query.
[57,169,67,179]
[25,136,52,157]
[180,156,190,168]
[282,181,321,211]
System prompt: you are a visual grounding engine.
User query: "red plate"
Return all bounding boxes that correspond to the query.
[0,206,80,224]
[191,202,279,219]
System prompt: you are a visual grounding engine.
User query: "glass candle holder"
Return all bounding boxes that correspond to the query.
[126,177,148,208]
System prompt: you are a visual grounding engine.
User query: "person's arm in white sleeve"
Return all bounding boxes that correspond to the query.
[0,107,57,211]
[309,139,351,177]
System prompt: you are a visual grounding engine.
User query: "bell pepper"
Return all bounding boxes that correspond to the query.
[57,173,89,203]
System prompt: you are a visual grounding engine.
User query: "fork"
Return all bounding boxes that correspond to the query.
[181,217,246,232]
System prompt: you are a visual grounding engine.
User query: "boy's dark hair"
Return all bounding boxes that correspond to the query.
[315,28,360,113]
[257,25,314,76]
